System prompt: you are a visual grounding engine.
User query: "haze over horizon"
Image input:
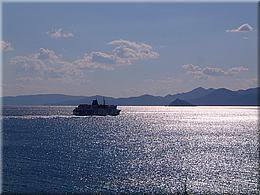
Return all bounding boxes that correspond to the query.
[2,3,258,97]
[2,86,259,98]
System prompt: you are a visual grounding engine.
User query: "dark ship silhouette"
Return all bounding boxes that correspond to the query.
[73,98,121,116]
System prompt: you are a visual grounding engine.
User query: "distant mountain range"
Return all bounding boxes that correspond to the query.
[2,87,260,106]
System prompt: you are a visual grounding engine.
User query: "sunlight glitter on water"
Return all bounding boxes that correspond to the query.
[2,106,259,193]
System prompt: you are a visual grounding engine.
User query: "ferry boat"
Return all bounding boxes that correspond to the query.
[73,99,120,116]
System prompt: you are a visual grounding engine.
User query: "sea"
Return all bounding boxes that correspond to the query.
[2,106,259,194]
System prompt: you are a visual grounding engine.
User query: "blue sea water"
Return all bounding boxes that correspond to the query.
[2,106,259,193]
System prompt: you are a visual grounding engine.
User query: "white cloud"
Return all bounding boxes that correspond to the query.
[43,39,158,69]
[183,64,248,79]
[10,48,66,80]
[182,64,201,72]
[37,48,60,61]
[10,40,159,80]
[182,64,207,79]
[91,51,116,65]
[202,67,226,76]
[1,40,13,51]
[227,66,248,75]
[75,40,159,69]
[109,39,159,64]
[63,32,74,38]
[226,23,254,33]
[46,28,74,39]
[10,48,110,81]
[73,53,115,71]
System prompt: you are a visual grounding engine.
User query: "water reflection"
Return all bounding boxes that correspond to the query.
[2,106,259,193]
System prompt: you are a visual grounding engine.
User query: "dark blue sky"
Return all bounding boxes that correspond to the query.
[2,2,257,97]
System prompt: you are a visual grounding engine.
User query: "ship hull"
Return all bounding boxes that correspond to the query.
[73,108,121,116]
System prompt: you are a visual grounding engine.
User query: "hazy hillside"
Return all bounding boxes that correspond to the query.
[2,87,259,106]
[189,87,259,106]
[165,87,215,102]
[169,98,194,106]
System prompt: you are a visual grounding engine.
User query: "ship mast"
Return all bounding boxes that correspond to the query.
[103,97,106,105]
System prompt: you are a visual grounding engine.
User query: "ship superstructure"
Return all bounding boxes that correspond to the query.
[73,99,120,116]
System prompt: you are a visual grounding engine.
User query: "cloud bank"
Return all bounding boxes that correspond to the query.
[46,28,74,38]
[11,39,159,80]
[11,48,68,80]
[1,40,13,51]
[226,23,254,33]
[183,64,248,79]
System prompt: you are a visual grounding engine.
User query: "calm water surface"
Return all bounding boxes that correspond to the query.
[2,106,259,193]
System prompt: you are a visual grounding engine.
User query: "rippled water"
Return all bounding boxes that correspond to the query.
[2,106,259,193]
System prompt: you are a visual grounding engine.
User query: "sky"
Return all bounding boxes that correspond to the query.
[1,2,258,97]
